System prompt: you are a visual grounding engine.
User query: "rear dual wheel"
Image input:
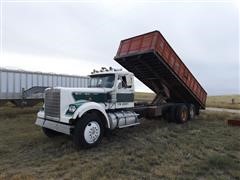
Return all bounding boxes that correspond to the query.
[176,104,189,123]
[188,104,196,120]
[165,104,196,123]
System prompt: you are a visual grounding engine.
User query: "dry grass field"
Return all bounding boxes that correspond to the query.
[135,92,240,110]
[0,103,239,179]
[206,95,240,110]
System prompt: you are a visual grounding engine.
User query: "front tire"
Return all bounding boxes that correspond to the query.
[73,113,104,149]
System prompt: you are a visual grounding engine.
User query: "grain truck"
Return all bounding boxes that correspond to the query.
[35,31,207,148]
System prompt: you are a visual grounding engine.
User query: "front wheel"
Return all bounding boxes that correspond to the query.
[73,113,104,149]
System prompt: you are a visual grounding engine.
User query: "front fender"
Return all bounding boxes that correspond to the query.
[72,102,110,128]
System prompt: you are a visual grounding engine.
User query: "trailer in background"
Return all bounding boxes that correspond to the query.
[0,68,89,107]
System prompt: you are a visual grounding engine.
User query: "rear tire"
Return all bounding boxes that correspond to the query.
[73,113,104,149]
[176,104,189,124]
[188,104,196,120]
[42,127,61,138]
[164,105,177,122]
[196,107,200,115]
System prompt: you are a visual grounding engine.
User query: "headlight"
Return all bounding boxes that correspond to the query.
[68,105,77,113]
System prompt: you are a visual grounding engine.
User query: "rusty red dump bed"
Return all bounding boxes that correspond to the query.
[114,31,207,109]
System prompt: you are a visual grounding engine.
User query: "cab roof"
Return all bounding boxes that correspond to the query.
[89,69,133,76]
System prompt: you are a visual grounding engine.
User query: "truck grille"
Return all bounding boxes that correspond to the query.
[44,89,60,121]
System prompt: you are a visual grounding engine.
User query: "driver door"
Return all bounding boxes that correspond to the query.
[116,74,134,108]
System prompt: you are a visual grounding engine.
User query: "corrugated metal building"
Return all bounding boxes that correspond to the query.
[0,68,89,106]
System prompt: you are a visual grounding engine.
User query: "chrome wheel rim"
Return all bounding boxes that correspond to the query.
[181,110,188,122]
[84,121,100,144]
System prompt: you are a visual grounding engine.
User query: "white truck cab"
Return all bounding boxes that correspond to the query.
[35,68,139,148]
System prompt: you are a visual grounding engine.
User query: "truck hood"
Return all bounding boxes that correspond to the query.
[53,87,112,103]
[56,87,111,94]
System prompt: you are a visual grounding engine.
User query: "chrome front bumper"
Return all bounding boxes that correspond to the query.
[35,117,73,135]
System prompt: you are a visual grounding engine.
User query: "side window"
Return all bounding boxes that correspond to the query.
[125,75,132,88]
[118,75,132,89]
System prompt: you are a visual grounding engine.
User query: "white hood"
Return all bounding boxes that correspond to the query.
[55,87,112,94]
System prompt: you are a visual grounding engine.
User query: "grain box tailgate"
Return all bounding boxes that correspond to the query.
[114,31,207,109]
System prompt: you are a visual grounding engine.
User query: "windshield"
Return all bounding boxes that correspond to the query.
[89,74,115,88]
